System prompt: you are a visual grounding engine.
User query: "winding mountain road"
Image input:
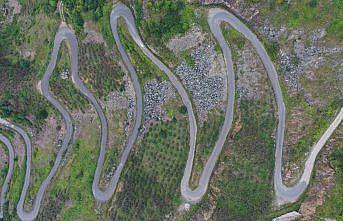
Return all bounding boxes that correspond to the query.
[88,2,146,204]
[16,27,75,221]
[110,4,343,205]
[0,4,341,220]
[208,8,343,206]
[0,132,14,219]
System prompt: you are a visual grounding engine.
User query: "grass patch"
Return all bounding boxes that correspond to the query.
[211,99,276,220]
[314,129,343,220]
[222,24,246,50]
[136,0,196,45]
[25,148,54,207]
[190,110,224,189]
[50,42,88,111]
[79,43,125,98]
[259,0,342,42]
[110,117,189,220]
[39,115,100,220]
[117,20,167,83]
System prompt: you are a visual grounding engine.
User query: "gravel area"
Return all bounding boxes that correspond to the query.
[175,43,226,123]
[143,78,175,123]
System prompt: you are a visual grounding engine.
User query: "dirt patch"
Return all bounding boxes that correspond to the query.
[1,0,21,24]
[236,43,266,100]
[72,108,98,141]
[32,115,65,152]
[166,25,207,54]
[83,21,105,45]
[7,0,21,15]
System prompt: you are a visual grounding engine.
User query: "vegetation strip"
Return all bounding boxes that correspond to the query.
[0,133,14,219]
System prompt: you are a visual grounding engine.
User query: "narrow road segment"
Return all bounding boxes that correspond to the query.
[0,132,15,219]
[9,27,74,221]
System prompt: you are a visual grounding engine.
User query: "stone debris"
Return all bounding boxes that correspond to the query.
[259,22,342,97]
[260,20,287,42]
[143,78,175,123]
[0,148,8,168]
[123,74,136,136]
[278,50,301,93]
[236,43,264,100]
[310,28,327,42]
[60,70,69,80]
[175,43,226,122]
[278,42,343,94]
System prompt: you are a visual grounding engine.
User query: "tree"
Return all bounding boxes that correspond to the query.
[179,105,187,114]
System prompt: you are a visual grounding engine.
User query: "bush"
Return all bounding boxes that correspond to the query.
[179,105,187,114]
[36,109,48,120]
[141,0,195,43]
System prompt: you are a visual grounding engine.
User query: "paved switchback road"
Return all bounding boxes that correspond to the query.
[110,3,236,204]
[0,6,340,220]
[0,132,15,219]
[16,27,74,221]
[0,28,74,221]
[208,8,343,206]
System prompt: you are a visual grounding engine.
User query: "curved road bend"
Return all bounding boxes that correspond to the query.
[11,27,74,221]
[111,3,234,204]
[52,12,142,203]
[84,2,147,204]
[208,8,343,206]
[0,133,15,219]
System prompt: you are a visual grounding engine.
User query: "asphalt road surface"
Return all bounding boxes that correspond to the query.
[0,5,341,221]
[208,8,343,206]
[0,132,14,219]
[89,4,144,203]
[15,27,74,221]
[110,4,343,205]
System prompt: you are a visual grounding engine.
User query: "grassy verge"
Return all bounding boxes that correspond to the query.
[314,128,343,220]
[189,110,224,189]
[99,108,128,189]
[117,20,167,83]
